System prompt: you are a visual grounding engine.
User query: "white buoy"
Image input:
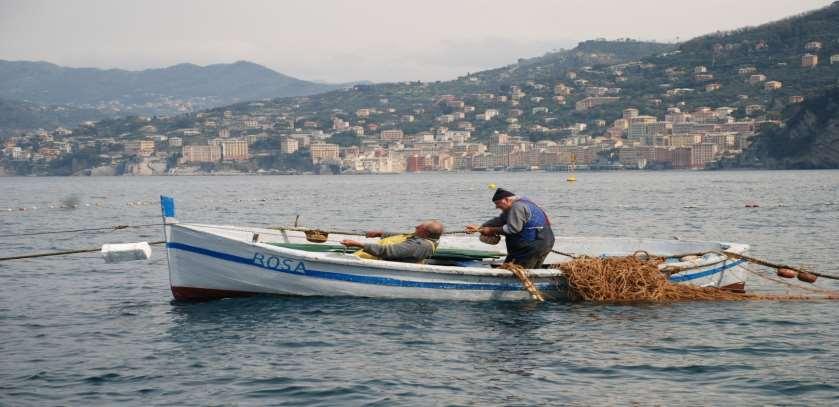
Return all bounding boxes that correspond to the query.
[101,242,152,263]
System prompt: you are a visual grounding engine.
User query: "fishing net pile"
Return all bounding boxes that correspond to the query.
[553,256,752,302]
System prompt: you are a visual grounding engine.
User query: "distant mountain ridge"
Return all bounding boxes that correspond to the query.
[0,60,348,108]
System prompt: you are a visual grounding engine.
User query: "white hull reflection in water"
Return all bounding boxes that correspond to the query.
[164,222,751,301]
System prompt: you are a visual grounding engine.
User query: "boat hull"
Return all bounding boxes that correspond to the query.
[164,224,750,302]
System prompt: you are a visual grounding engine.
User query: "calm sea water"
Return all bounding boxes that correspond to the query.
[1,171,838,406]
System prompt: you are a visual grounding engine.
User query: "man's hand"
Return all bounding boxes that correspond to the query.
[340,239,364,248]
[466,225,500,236]
[365,230,383,238]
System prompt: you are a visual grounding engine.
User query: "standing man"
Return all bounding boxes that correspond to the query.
[466,188,554,268]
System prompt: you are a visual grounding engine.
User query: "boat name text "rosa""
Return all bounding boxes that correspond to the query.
[252,252,308,274]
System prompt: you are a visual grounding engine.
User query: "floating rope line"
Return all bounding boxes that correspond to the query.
[0,241,165,262]
[0,223,161,238]
[724,252,839,281]
[741,263,839,296]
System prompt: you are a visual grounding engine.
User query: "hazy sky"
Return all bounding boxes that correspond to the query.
[0,0,832,83]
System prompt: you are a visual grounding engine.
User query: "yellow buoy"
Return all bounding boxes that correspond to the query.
[566,175,576,182]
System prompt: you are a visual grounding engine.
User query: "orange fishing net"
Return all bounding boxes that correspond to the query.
[551,256,838,303]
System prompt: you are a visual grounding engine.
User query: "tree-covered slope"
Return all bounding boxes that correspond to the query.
[739,87,839,169]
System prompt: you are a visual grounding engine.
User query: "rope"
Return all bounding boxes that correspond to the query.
[0,223,161,238]
[500,263,545,301]
[741,263,839,296]
[0,241,165,262]
[724,252,839,281]
[551,249,578,259]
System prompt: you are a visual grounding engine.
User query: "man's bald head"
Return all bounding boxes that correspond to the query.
[416,220,444,239]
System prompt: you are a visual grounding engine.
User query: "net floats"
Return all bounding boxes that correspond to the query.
[776,267,818,283]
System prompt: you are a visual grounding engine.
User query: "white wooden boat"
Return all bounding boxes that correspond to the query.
[160,197,750,301]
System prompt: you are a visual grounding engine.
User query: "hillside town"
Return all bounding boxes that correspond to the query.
[2,40,838,175]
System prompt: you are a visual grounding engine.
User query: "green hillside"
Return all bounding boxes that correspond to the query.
[733,86,839,169]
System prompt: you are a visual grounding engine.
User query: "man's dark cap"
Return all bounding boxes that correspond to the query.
[492,188,515,201]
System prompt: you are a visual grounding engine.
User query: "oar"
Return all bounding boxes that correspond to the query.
[269,225,475,243]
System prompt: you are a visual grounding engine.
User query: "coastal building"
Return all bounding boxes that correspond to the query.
[168,137,183,147]
[673,147,692,169]
[802,53,819,68]
[242,119,259,129]
[181,145,221,163]
[406,155,432,172]
[670,134,702,148]
[218,128,230,138]
[623,108,639,120]
[691,143,718,168]
[830,54,839,65]
[310,142,340,164]
[804,41,822,51]
[749,74,767,84]
[6,146,28,160]
[332,117,349,130]
[446,100,465,109]
[280,137,299,154]
[123,140,155,156]
[210,139,249,161]
[554,83,572,96]
[575,97,620,112]
[789,95,805,104]
[380,129,404,141]
[445,130,471,143]
[289,133,311,148]
[764,81,783,91]
[480,109,499,121]
[665,110,691,124]
[628,116,658,140]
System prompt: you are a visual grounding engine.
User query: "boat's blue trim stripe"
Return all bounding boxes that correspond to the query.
[167,242,548,291]
[668,259,745,282]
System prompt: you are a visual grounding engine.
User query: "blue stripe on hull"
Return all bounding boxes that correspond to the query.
[668,259,745,282]
[167,242,550,291]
